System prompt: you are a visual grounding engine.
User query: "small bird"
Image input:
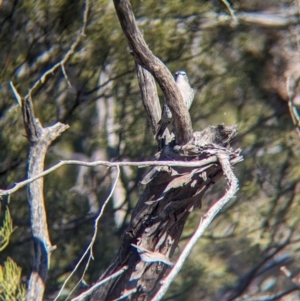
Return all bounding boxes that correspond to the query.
[156,70,194,139]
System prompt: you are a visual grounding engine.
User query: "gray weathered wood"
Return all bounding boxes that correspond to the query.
[113,0,193,145]
[89,125,242,301]
[22,96,69,301]
[135,64,161,136]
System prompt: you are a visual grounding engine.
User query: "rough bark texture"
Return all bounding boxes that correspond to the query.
[135,64,161,136]
[22,97,69,301]
[113,0,193,145]
[79,1,243,300]
[89,125,242,301]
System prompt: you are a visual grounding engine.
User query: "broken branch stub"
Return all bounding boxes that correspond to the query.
[22,96,69,301]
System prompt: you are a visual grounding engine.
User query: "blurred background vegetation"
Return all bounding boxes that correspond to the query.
[1,0,300,300]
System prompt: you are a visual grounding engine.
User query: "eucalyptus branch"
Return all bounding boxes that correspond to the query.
[23,96,69,301]
[113,0,193,144]
[0,156,237,196]
[152,151,239,301]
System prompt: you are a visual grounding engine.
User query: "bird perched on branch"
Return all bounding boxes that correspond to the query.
[156,70,194,140]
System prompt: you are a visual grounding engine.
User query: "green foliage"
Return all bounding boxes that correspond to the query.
[0,257,26,301]
[0,210,25,301]
[0,209,14,252]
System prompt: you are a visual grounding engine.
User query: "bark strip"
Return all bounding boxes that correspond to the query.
[88,125,242,301]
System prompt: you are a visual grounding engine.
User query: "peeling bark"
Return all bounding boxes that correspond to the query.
[77,0,244,300]
[88,125,242,301]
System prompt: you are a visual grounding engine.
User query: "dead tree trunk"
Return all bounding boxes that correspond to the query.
[86,125,241,301]
[21,96,69,301]
[77,1,243,300]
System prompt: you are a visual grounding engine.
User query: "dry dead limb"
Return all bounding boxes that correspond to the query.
[21,96,68,301]
[87,125,242,301]
[151,151,239,301]
[113,0,192,145]
[71,266,128,301]
[0,155,232,197]
[135,64,161,136]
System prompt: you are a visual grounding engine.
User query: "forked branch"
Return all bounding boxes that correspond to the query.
[22,97,68,301]
[113,0,193,144]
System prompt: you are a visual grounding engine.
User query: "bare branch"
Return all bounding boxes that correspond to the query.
[220,0,238,24]
[152,151,239,301]
[54,167,120,301]
[113,0,193,145]
[199,8,299,29]
[286,76,300,136]
[280,266,300,288]
[0,153,242,197]
[9,81,22,107]
[70,266,128,301]
[61,64,72,87]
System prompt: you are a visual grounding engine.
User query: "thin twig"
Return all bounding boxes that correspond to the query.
[65,256,92,300]
[151,151,239,301]
[220,0,238,24]
[70,266,128,301]
[286,76,300,136]
[61,64,72,87]
[0,156,230,196]
[54,166,120,301]
[26,0,89,97]
[280,266,300,288]
[9,81,22,107]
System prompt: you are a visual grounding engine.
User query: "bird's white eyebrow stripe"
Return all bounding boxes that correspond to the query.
[175,71,186,77]
[155,70,194,140]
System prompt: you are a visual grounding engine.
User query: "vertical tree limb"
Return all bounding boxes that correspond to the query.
[135,64,161,136]
[22,97,69,301]
[113,0,193,145]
